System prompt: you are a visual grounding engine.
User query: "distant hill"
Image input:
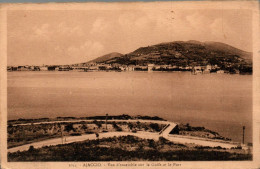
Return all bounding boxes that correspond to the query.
[73,52,123,66]
[203,41,252,62]
[73,41,252,70]
[100,41,252,67]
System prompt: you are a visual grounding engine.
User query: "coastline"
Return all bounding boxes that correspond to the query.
[7,117,252,161]
[8,116,243,149]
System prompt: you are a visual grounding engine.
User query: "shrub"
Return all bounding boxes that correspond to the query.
[127,123,133,130]
[93,120,102,128]
[28,145,35,152]
[70,133,82,136]
[159,137,168,144]
[112,122,122,131]
[149,123,160,132]
[65,123,75,132]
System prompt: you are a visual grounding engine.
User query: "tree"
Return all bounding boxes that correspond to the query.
[93,120,102,128]
[65,123,75,132]
[81,124,88,130]
[148,139,156,148]
[128,123,133,130]
[186,123,192,131]
[136,121,141,129]
[28,145,35,152]
[149,123,160,132]
[159,136,168,144]
[112,122,122,131]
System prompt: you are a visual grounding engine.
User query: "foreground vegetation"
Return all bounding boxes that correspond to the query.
[8,114,165,125]
[8,120,165,148]
[8,135,251,161]
[8,114,233,148]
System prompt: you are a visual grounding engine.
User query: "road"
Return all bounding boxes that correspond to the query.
[160,123,239,149]
[8,120,241,153]
[8,131,160,153]
[11,119,170,126]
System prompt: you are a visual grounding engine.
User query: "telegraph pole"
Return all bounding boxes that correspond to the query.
[60,124,64,144]
[242,126,245,144]
[61,127,63,144]
[105,113,108,130]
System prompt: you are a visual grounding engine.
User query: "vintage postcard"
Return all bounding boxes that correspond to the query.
[0,1,260,169]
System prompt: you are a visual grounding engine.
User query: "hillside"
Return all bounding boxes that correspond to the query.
[203,41,252,62]
[69,41,252,73]
[73,52,123,66]
[102,41,252,67]
[8,135,251,161]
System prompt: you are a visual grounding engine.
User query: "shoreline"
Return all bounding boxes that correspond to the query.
[8,115,245,152]
[7,70,253,75]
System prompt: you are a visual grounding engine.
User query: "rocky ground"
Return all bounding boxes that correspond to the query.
[8,119,234,148]
[8,135,251,161]
[8,120,165,148]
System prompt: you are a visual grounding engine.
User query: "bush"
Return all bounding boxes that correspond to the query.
[65,123,75,132]
[112,122,122,131]
[159,137,168,144]
[93,120,102,128]
[8,135,252,161]
[28,145,35,152]
[85,131,94,134]
[70,133,81,136]
[149,123,160,132]
[186,123,192,131]
[127,123,133,130]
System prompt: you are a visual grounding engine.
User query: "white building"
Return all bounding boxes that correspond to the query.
[203,65,212,73]
[148,64,154,72]
[217,70,224,74]
[40,67,48,71]
[127,65,135,71]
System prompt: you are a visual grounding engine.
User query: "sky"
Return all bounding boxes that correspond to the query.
[7,5,252,65]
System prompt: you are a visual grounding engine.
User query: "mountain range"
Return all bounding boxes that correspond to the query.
[72,40,252,68]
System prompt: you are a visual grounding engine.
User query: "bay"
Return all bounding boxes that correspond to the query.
[7,71,252,143]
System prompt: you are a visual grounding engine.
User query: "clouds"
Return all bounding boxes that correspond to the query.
[90,18,110,34]
[186,12,212,30]
[210,18,226,38]
[67,40,105,61]
[31,23,50,40]
[7,8,252,65]
[58,22,84,36]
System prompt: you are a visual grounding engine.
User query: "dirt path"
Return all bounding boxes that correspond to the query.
[160,123,239,149]
[8,120,240,153]
[11,119,170,126]
[8,131,159,153]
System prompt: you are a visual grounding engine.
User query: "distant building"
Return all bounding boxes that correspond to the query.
[161,65,168,69]
[58,66,70,71]
[194,66,202,73]
[29,66,34,70]
[48,66,56,71]
[191,66,202,74]
[34,66,39,70]
[7,67,12,71]
[153,65,161,70]
[216,70,224,74]
[40,67,48,71]
[87,62,97,66]
[203,65,212,74]
[88,66,99,71]
[119,66,126,71]
[127,65,135,71]
[17,66,29,71]
[148,64,154,72]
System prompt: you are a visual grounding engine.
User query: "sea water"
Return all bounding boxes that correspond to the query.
[7,71,252,143]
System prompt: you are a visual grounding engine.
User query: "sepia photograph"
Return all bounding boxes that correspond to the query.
[0,1,260,169]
